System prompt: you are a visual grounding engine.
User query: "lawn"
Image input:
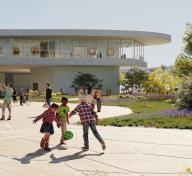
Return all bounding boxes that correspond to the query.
[99,96,192,129]
[102,96,176,113]
[98,115,192,129]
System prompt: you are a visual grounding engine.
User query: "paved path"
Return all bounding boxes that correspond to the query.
[0,102,192,176]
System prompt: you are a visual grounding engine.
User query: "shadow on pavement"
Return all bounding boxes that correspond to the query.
[49,150,104,164]
[14,145,67,164]
[13,149,45,164]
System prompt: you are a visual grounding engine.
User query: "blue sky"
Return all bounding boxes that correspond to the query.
[0,0,191,67]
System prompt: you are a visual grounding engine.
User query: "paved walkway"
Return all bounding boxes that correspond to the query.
[0,102,192,176]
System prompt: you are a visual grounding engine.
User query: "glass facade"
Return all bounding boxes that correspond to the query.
[0,38,145,60]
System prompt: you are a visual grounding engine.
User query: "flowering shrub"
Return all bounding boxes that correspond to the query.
[152,108,192,118]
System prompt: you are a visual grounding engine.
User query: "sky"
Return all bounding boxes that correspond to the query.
[0,0,191,67]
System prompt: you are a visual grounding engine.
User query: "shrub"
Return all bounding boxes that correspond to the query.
[176,75,192,109]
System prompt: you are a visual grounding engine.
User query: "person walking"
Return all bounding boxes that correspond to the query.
[93,87,102,112]
[18,87,24,106]
[10,84,17,103]
[46,83,52,106]
[0,83,13,120]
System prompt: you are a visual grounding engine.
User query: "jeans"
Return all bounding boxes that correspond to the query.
[2,101,11,117]
[46,98,51,106]
[82,121,104,148]
[96,98,101,112]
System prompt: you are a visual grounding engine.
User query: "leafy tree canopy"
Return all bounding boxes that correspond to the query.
[144,68,180,95]
[183,23,192,57]
[71,72,103,91]
[173,23,192,77]
[176,74,192,109]
[120,68,148,93]
[173,55,192,77]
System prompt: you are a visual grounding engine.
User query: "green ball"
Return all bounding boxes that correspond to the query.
[64,131,73,140]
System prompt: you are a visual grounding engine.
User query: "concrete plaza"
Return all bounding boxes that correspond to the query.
[0,102,192,176]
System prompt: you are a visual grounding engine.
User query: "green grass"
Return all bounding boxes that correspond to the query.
[103,98,176,113]
[98,116,192,129]
[99,97,192,129]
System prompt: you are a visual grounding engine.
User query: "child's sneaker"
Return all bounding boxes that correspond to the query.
[44,141,51,152]
[81,147,89,151]
[101,142,106,150]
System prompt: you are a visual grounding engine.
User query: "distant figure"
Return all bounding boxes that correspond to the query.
[18,87,24,106]
[123,53,126,59]
[85,88,95,109]
[93,87,102,112]
[60,88,64,95]
[46,83,52,106]
[24,88,29,102]
[10,84,17,103]
[99,52,102,58]
[1,83,13,120]
[0,83,4,98]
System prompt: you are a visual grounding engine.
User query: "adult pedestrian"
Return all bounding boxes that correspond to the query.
[93,87,102,112]
[46,83,52,106]
[0,83,13,120]
[10,83,17,103]
[18,87,24,106]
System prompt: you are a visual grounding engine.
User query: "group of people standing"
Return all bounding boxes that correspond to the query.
[75,87,102,112]
[45,84,102,113]
[0,83,30,121]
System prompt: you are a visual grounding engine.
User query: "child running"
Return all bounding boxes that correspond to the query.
[69,93,106,151]
[33,103,59,151]
[56,97,70,145]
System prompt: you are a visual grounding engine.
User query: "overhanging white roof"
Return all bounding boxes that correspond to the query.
[0,29,171,46]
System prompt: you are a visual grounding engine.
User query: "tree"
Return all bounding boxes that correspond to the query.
[71,72,103,92]
[183,23,192,57]
[120,68,148,93]
[176,75,192,109]
[173,23,192,77]
[144,68,179,95]
[173,54,192,77]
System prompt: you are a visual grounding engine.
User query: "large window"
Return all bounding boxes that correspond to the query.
[11,39,24,57]
[85,40,97,58]
[48,40,56,58]
[0,38,145,60]
[72,40,85,58]
[13,47,20,55]
[40,41,49,58]
[25,39,40,58]
[61,40,72,58]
